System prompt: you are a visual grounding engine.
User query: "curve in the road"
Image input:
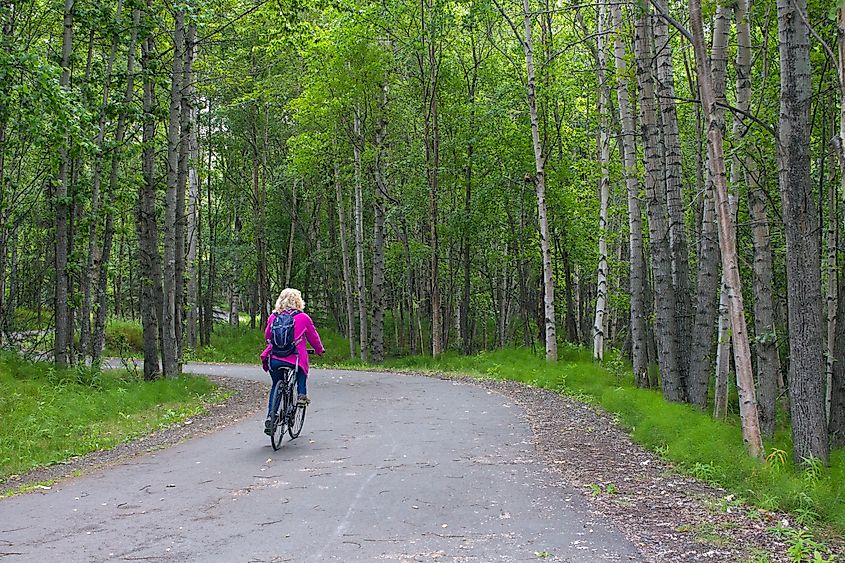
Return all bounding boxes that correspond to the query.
[0,365,642,562]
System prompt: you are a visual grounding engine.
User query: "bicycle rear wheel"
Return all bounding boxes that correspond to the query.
[270,385,287,451]
[288,404,306,439]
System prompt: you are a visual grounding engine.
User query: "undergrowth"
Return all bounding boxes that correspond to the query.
[104,319,350,367]
[0,351,223,481]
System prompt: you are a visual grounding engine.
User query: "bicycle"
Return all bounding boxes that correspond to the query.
[268,352,310,450]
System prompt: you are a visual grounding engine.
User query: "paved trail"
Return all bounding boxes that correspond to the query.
[1,365,642,562]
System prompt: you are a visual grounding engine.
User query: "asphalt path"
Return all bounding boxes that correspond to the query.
[1,364,642,562]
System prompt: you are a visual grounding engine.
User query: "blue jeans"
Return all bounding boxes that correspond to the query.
[267,358,307,417]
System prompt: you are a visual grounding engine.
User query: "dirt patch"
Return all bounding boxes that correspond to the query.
[0,375,266,497]
[441,374,841,562]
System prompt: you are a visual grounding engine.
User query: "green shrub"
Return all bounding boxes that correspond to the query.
[103,319,144,356]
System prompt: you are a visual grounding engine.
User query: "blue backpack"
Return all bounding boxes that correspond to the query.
[269,310,300,356]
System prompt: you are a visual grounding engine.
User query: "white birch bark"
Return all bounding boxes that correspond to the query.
[162,10,184,377]
[653,0,691,388]
[636,7,682,400]
[689,0,764,459]
[353,110,368,361]
[521,0,557,360]
[185,22,199,349]
[611,1,648,384]
[832,1,845,440]
[333,151,356,358]
[592,0,610,362]
[371,82,389,363]
[710,2,734,418]
[729,0,781,435]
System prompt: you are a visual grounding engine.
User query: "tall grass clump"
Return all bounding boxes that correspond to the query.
[0,352,220,481]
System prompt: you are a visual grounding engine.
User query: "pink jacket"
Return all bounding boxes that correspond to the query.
[260,311,325,375]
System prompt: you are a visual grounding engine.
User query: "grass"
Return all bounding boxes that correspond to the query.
[0,351,226,482]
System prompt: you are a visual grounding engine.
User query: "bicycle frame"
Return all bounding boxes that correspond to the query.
[275,354,299,419]
[268,342,313,449]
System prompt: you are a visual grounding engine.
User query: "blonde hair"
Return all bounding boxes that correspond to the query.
[274,288,305,313]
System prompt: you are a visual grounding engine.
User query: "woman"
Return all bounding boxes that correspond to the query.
[260,288,325,435]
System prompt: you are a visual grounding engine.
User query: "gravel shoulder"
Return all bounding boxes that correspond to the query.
[443,373,837,562]
[0,374,266,497]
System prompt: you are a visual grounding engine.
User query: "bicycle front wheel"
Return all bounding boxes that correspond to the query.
[270,385,287,451]
[288,404,306,439]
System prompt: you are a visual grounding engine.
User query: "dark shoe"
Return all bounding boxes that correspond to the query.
[297,394,310,406]
[264,417,274,435]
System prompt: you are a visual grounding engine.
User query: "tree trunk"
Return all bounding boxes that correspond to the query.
[203,104,215,346]
[777,0,829,465]
[185,22,199,350]
[400,218,417,355]
[285,184,298,287]
[592,0,610,362]
[352,110,369,361]
[162,9,184,377]
[687,182,720,408]
[0,3,10,342]
[636,7,682,401]
[713,281,731,418]
[832,1,845,445]
[732,0,780,435]
[371,83,389,363]
[687,2,731,409]
[333,149,356,358]
[253,158,268,325]
[707,1,734,418]
[54,0,74,368]
[653,0,691,389]
[520,0,557,360]
[460,42,481,356]
[7,233,15,336]
[175,16,194,357]
[827,170,838,423]
[611,2,648,384]
[93,8,141,363]
[423,0,443,357]
[831,270,845,445]
[138,12,163,380]
[689,0,764,459]
[80,0,123,361]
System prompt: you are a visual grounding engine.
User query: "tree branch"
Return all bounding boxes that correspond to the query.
[648,0,693,44]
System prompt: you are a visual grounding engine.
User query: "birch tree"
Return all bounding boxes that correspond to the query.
[636,6,682,401]
[777,0,829,465]
[687,0,764,460]
[611,1,649,385]
[492,0,557,361]
[54,0,74,368]
[592,0,610,362]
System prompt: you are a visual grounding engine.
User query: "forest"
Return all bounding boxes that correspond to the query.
[1,0,844,478]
